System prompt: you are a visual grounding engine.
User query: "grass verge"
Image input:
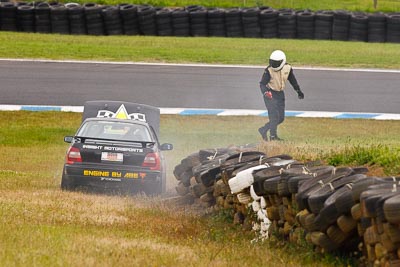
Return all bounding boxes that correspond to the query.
[1,111,399,266]
[2,32,400,69]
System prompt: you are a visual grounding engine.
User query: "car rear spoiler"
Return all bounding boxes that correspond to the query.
[73,136,156,148]
[82,100,161,136]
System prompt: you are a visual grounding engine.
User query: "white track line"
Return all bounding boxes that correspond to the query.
[2,105,400,120]
[0,58,399,73]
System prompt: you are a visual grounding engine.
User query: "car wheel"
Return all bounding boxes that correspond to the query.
[160,175,166,195]
[61,173,75,191]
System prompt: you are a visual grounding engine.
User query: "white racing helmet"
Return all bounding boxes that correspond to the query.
[269,50,286,71]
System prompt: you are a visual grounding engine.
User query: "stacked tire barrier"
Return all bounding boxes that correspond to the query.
[278,9,296,39]
[225,7,243,38]
[1,2,400,43]
[67,3,86,35]
[332,10,350,41]
[259,8,278,38]
[314,11,334,40]
[173,147,400,266]
[188,6,208,37]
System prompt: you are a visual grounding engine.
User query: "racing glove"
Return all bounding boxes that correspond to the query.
[296,89,304,99]
[264,90,272,99]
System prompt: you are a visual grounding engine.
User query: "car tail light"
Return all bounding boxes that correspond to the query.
[142,152,160,170]
[66,146,82,164]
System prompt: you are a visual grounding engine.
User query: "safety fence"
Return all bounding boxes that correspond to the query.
[173,146,400,266]
[1,2,400,43]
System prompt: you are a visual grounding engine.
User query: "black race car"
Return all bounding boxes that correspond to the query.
[61,101,173,195]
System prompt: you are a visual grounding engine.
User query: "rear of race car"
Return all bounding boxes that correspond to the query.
[62,138,166,195]
[60,100,173,195]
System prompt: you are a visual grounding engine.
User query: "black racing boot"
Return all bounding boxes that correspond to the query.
[258,127,268,141]
[270,135,284,141]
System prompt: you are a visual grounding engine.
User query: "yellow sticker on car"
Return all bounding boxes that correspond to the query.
[83,170,110,177]
[83,170,146,179]
[124,172,139,179]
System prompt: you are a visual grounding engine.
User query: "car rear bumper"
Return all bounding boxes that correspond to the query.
[63,164,163,195]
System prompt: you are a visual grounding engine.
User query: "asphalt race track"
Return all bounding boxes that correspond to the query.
[0,60,399,114]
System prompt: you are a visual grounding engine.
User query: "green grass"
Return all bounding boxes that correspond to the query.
[55,0,400,13]
[2,0,399,262]
[327,144,400,174]
[2,111,399,189]
[1,111,399,265]
[2,32,400,69]
[161,115,400,177]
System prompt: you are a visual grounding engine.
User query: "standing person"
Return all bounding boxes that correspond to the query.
[258,50,304,141]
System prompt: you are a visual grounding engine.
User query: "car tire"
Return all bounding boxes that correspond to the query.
[175,181,189,196]
[337,214,357,234]
[160,173,167,194]
[61,173,75,191]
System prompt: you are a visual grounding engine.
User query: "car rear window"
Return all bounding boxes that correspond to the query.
[77,121,152,142]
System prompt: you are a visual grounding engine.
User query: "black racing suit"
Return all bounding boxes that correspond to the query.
[259,66,301,139]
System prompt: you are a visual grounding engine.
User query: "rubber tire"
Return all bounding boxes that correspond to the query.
[337,214,357,233]
[61,172,75,191]
[383,194,400,224]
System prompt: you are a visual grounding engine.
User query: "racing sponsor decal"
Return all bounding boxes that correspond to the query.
[83,169,147,179]
[82,145,143,153]
[103,146,143,152]
[84,170,110,177]
[96,104,147,122]
[82,145,103,150]
[101,177,121,182]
